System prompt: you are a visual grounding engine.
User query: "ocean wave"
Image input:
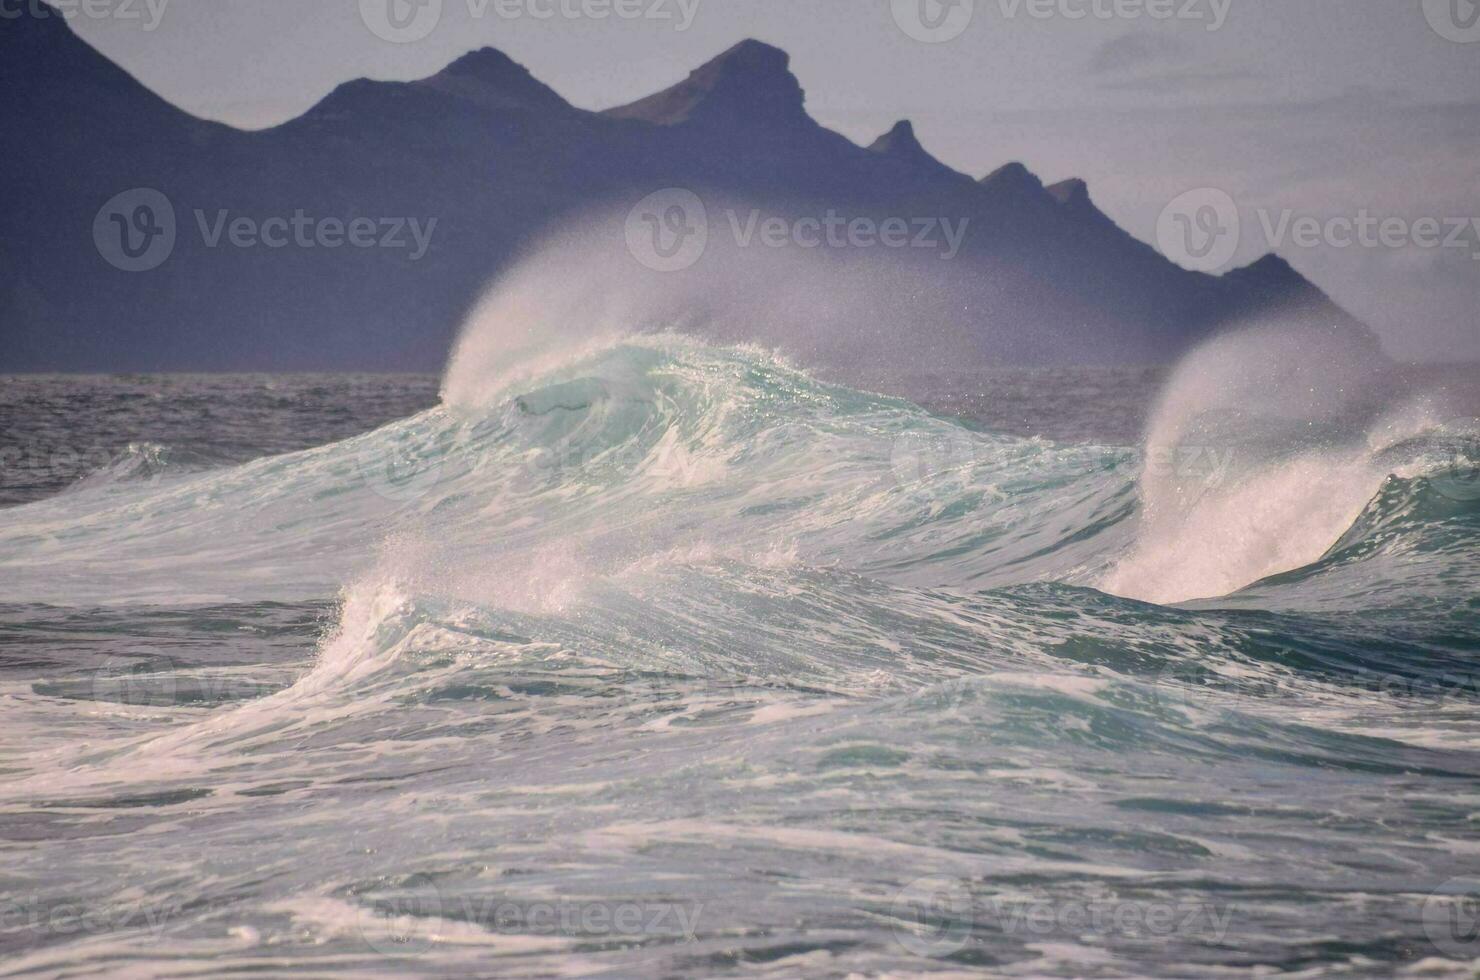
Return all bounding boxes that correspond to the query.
[4,334,1479,976]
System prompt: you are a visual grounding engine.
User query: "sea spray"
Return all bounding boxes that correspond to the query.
[2,341,1479,975]
[1101,315,1468,603]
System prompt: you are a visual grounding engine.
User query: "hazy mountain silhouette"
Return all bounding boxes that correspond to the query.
[1,7,1369,373]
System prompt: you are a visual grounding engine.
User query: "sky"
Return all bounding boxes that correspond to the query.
[59,0,1480,360]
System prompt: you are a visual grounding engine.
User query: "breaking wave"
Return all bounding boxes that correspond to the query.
[2,244,1478,976]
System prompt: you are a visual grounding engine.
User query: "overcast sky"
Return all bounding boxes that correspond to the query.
[64,0,1480,360]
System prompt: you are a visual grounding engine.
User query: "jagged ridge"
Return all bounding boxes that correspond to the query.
[602,39,808,127]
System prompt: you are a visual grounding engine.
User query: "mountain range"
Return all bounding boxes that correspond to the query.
[0,3,1369,373]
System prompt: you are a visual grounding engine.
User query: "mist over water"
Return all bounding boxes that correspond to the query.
[2,226,1479,976]
[441,199,1166,413]
[441,204,930,410]
[1103,317,1478,603]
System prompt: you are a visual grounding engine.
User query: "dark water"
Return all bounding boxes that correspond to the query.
[0,374,440,507]
[1,351,1478,978]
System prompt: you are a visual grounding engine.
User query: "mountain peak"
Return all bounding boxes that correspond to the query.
[1241,253,1298,278]
[603,38,807,127]
[305,45,573,122]
[414,46,572,111]
[868,120,919,154]
[1046,178,1090,207]
[1043,178,1122,233]
[1224,253,1309,292]
[980,162,1046,196]
[1219,253,1364,333]
[441,46,525,80]
[0,0,204,129]
[867,120,966,182]
[710,38,792,73]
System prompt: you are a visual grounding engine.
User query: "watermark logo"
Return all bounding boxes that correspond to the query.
[891,876,974,957]
[87,657,276,708]
[888,879,1234,957]
[994,0,1231,30]
[94,191,438,273]
[1159,187,1480,272]
[91,653,178,707]
[194,210,437,261]
[892,0,975,43]
[984,896,1233,942]
[1156,661,1480,713]
[1423,878,1480,957]
[894,0,1231,37]
[476,0,700,28]
[1154,660,1222,712]
[360,0,443,43]
[438,895,703,941]
[93,188,176,273]
[726,209,970,259]
[1432,417,1480,502]
[625,189,971,270]
[1423,0,1480,43]
[1157,187,1240,273]
[889,429,979,486]
[0,0,171,31]
[626,188,710,272]
[0,894,187,942]
[1256,209,1480,260]
[353,433,447,504]
[360,0,699,41]
[354,881,445,956]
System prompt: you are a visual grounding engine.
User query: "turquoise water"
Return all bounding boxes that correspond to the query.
[1,339,1478,977]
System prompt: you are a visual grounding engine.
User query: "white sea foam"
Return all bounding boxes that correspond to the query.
[1103,316,1471,603]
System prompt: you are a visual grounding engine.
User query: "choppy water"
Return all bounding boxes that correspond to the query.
[1,340,1478,978]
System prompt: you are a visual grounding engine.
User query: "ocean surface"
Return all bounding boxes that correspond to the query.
[1,342,1478,978]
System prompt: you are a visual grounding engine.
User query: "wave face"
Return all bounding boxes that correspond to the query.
[2,337,1479,977]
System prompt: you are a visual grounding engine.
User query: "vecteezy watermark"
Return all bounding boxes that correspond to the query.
[1082,443,1237,495]
[888,878,1234,958]
[0,0,170,30]
[92,189,438,273]
[354,881,445,956]
[891,0,976,43]
[1431,417,1480,503]
[93,189,177,273]
[0,441,125,488]
[888,435,1235,490]
[447,897,703,940]
[0,895,187,943]
[1423,878,1480,958]
[1254,210,1480,260]
[891,0,1230,42]
[984,895,1234,942]
[359,0,442,43]
[889,429,980,486]
[1423,0,1480,43]
[351,429,447,504]
[194,211,438,262]
[522,430,722,487]
[1155,660,1480,713]
[624,188,971,272]
[723,210,971,260]
[891,876,975,957]
[1141,444,1236,488]
[1156,188,1241,273]
[87,653,282,708]
[353,883,703,957]
[625,188,710,273]
[1157,187,1480,273]
[91,653,180,707]
[994,0,1230,29]
[359,0,699,43]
